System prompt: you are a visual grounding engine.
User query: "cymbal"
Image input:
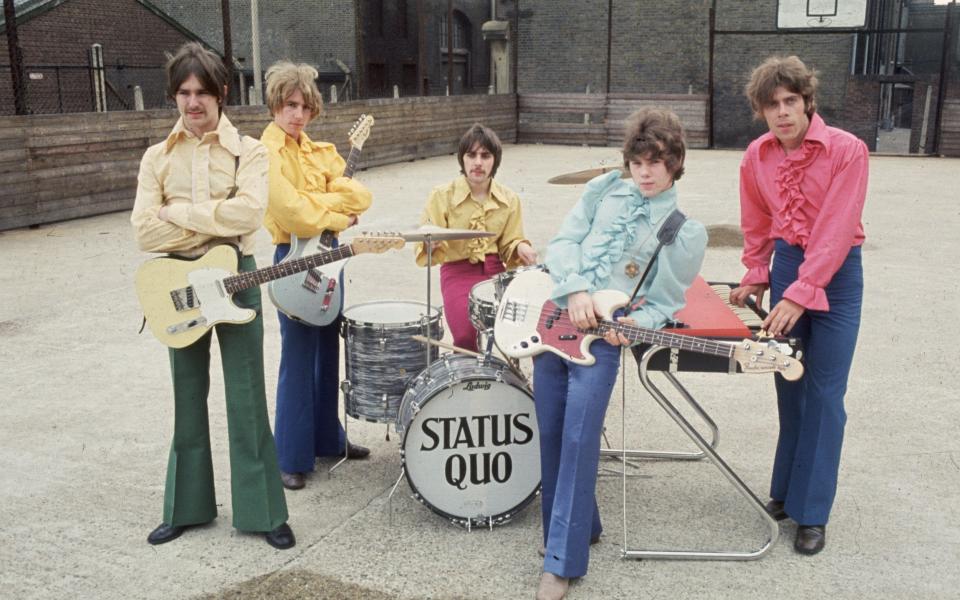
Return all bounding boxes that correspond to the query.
[547,165,630,185]
[400,224,497,242]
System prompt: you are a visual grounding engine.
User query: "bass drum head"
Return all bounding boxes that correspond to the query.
[401,356,540,527]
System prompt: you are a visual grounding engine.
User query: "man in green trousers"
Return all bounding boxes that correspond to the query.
[130,42,294,549]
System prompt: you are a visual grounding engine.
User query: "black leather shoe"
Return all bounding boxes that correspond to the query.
[765,499,788,521]
[265,523,296,550]
[795,525,826,555]
[341,441,370,459]
[147,523,186,545]
[281,471,305,490]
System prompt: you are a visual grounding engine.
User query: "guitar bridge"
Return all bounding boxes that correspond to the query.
[170,286,198,312]
[302,268,323,294]
[166,316,208,334]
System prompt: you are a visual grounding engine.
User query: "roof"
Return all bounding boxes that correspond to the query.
[0,0,217,51]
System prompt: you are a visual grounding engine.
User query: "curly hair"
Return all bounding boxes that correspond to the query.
[264,61,323,119]
[621,107,686,181]
[745,55,819,119]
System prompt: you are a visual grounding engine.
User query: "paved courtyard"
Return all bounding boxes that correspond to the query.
[0,144,958,599]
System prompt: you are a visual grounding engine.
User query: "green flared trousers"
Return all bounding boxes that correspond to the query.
[162,255,288,532]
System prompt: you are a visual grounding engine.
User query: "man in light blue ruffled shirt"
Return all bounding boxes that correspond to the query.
[534,108,707,600]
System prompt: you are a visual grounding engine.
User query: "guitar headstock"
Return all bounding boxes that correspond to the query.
[350,232,405,255]
[732,339,804,381]
[349,114,375,150]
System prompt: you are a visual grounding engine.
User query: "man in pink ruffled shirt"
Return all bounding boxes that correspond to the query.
[731,56,868,556]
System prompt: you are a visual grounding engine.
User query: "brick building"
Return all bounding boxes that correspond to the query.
[0,0,208,115]
[150,0,358,102]
[357,0,495,98]
[504,0,960,151]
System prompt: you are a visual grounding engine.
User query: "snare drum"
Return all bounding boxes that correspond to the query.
[397,354,540,528]
[493,264,549,301]
[468,279,498,332]
[341,300,443,423]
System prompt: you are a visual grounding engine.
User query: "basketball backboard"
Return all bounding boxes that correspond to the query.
[777,0,868,29]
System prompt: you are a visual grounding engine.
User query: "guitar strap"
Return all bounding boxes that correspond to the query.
[626,208,687,308]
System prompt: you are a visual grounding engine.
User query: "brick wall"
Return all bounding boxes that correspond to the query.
[513,0,609,94]
[0,0,195,114]
[151,0,359,93]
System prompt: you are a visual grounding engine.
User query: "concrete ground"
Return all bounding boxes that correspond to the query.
[1,144,958,599]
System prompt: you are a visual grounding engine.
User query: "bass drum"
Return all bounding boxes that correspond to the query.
[397,354,540,528]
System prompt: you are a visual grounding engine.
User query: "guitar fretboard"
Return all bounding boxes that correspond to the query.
[344,145,361,179]
[222,245,356,293]
[586,319,734,358]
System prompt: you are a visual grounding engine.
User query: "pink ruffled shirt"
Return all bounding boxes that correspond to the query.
[739,113,868,311]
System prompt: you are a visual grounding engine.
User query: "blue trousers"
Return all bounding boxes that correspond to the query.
[273,244,346,474]
[769,240,863,526]
[533,342,620,579]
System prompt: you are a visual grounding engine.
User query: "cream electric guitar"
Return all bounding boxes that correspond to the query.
[494,269,803,380]
[267,114,375,326]
[135,234,403,348]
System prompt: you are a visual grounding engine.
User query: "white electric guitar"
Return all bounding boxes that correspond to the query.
[266,114,375,326]
[135,233,403,348]
[494,269,803,380]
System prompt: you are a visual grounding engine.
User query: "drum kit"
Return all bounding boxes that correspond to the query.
[335,224,543,530]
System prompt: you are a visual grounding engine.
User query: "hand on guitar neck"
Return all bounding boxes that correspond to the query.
[494,269,804,380]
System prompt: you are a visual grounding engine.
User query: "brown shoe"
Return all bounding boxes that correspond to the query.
[536,572,569,600]
[280,471,304,490]
[795,525,826,555]
[340,441,370,459]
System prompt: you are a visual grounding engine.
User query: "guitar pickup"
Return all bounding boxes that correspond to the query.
[320,278,337,313]
[559,334,578,341]
[302,268,323,294]
[170,286,198,312]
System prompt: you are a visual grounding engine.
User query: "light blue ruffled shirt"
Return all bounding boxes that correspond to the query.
[545,170,708,330]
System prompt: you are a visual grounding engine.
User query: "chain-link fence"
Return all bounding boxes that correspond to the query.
[0,64,173,116]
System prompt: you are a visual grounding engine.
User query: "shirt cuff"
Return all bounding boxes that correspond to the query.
[551,273,592,301]
[740,265,770,287]
[783,280,830,311]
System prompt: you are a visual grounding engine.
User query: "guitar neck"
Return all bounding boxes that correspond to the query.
[222,245,356,293]
[344,145,362,179]
[591,320,734,358]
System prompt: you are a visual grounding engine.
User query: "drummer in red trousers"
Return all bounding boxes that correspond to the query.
[415,123,538,351]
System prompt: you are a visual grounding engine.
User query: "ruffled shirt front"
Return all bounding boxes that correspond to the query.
[739,113,868,311]
[545,170,707,330]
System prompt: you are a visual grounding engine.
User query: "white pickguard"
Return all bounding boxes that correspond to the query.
[188,267,256,326]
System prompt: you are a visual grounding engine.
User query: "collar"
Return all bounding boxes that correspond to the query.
[643,183,679,223]
[758,112,830,160]
[261,122,335,155]
[163,113,242,156]
[606,177,678,222]
[451,175,510,207]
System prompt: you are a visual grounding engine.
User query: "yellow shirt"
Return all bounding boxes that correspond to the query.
[260,122,373,244]
[131,114,267,257]
[415,176,530,269]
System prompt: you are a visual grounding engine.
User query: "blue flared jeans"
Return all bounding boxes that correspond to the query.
[769,240,863,526]
[533,341,620,579]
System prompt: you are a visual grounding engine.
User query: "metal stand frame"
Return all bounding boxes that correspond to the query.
[620,345,779,561]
